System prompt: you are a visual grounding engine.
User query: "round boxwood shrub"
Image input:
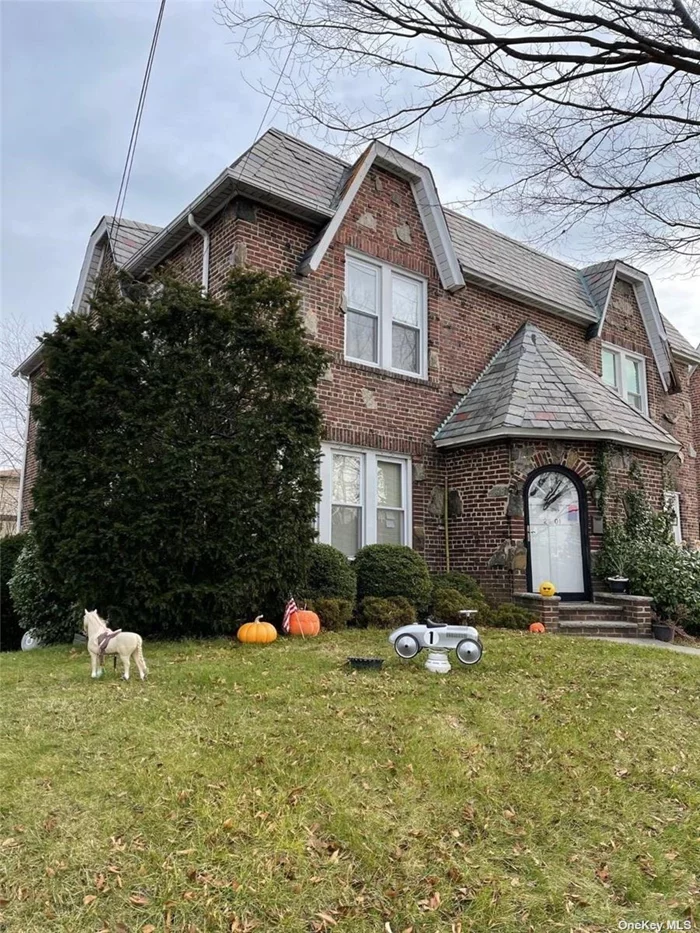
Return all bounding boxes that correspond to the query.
[303,543,356,601]
[0,533,28,651]
[311,597,353,632]
[8,536,81,645]
[431,571,482,603]
[354,544,432,611]
[359,596,417,629]
[487,604,538,630]
[432,587,491,625]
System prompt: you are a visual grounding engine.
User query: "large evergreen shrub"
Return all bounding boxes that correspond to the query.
[302,543,356,601]
[8,536,81,644]
[29,269,329,637]
[0,532,28,650]
[354,544,432,611]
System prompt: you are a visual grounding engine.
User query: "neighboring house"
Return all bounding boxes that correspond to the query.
[0,469,20,538]
[15,129,700,618]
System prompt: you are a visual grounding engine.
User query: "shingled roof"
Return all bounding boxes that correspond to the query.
[434,323,679,453]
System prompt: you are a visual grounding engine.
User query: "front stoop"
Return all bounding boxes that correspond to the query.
[514,592,654,638]
[559,620,639,638]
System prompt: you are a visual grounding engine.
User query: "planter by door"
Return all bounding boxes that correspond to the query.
[525,466,591,601]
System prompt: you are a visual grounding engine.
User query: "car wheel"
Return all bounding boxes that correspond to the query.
[455,637,482,665]
[394,633,420,660]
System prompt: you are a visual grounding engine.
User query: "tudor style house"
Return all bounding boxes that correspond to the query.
[16,129,700,632]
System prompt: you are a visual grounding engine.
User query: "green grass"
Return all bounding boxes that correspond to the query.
[1,630,699,932]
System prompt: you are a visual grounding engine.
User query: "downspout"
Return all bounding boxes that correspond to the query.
[15,377,31,532]
[187,214,210,294]
[444,471,450,573]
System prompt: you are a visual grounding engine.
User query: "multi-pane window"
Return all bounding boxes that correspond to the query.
[319,446,410,557]
[601,345,648,413]
[345,254,426,377]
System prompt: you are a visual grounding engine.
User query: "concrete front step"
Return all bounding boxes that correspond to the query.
[559,620,640,638]
[561,602,624,623]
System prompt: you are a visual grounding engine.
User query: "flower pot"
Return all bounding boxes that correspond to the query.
[607,576,630,595]
[652,623,674,643]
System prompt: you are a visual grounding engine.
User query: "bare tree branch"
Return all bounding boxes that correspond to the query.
[219,0,700,266]
[0,314,35,471]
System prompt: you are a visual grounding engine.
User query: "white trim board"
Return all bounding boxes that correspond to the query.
[298,142,465,293]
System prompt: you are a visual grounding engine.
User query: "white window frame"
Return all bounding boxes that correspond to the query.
[664,491,682,545]
[601,343,649,415]
[344,250,428,379]
[318,444,412,556]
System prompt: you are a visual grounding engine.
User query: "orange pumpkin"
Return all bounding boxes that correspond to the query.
[237,616,278,644]
[289,609,320,637]
[529,622,546,633]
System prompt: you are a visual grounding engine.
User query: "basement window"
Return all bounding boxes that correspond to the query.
[601,344,648,414]
[345,252,427,377]
[318,444,411,558]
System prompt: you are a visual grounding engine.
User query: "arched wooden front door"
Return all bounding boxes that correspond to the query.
[524,467,591,601]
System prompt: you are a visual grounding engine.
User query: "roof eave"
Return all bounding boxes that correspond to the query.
[126,169,334,278]
[434,425,680,455]
[13,344,44,378]
[460,269,598,325]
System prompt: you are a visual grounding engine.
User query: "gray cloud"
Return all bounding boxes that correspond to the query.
[2,0,697,347]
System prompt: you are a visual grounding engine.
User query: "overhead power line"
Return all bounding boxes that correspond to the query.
[112,0,167,246]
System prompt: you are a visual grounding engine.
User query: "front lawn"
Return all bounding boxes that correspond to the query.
[1,630,698,932]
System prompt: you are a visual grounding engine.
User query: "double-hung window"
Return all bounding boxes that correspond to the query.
[345,253,427,377]
[319,445,411,558]
[601,344,648,413]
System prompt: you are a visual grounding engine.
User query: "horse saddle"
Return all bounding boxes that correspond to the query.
[96,629,122,661]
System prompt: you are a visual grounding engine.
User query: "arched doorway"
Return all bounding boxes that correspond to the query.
[524,466,591,601]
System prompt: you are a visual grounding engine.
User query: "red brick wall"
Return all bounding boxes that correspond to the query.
[19,165,697,594]
[601,279,698,543]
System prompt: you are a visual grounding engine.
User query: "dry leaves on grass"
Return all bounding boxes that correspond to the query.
[129,893,151,907]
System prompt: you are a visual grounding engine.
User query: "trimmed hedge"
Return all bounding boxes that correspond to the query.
[359,596,417,629]
[303,544,357,601]
[354,545,432,611]
[431,572,482,603]
[488,604,538,630]
[311,597,353,632]
[0,533,28,651]
[432,587,492,625]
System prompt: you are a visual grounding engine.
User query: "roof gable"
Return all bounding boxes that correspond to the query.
[434,322,679,454]
[297,141,465,292]
[579,261,679,391]
[72,216,162,314]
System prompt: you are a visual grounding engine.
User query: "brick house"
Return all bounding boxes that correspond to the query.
[15,130,700,630]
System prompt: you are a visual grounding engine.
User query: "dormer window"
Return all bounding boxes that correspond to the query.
[345,252,427,378]
[601,344,648,414]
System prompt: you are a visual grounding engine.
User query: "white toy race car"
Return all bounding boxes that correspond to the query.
[389,610,483,666]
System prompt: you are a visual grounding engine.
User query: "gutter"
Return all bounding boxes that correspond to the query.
[187,213,210,294]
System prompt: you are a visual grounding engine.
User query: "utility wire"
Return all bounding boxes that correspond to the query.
[111,0,167,251]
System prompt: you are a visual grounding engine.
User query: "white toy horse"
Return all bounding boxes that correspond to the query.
[83,609,148,681]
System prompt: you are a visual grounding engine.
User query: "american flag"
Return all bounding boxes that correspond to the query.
[282,597,298,634]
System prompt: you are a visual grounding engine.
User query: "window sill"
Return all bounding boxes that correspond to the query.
[336,354,440,389]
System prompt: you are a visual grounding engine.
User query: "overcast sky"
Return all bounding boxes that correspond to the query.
[2,0,698,349]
